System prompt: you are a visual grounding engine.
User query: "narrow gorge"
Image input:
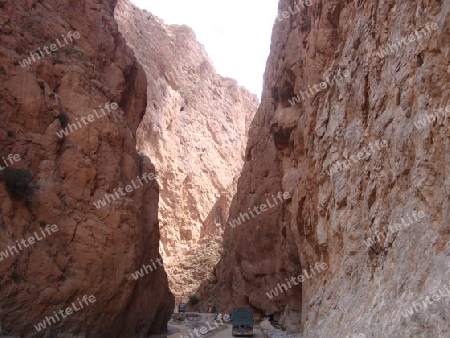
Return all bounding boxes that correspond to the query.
[0,0,449,337]
[114,0,258,299]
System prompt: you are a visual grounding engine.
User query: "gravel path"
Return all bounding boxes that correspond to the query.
[261,328,303,338]
[259,320,302,338]
[209,324,263,338]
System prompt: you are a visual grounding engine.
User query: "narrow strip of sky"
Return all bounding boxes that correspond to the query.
[130,0,279,98]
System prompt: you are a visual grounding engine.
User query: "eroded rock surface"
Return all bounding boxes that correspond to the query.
[206,0,450,337]
[0,0,173,336]
[115,0,259,298]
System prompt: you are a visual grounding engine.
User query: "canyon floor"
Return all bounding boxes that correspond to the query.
[165,313,267,338]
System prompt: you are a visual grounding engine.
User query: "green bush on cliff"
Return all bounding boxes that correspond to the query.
[58,112,69,127]
[3,168,35,198]
[188,295,200,305]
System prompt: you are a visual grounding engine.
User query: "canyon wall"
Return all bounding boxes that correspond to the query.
[115,0,259,298]
[0,0,173,336]
[208,0,450,336]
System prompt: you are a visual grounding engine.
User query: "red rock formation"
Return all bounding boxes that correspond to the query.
[208,0,450,336]
[0,0,173,336]
[115,0,259,299]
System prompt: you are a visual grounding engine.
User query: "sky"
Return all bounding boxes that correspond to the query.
[130,0,279,98]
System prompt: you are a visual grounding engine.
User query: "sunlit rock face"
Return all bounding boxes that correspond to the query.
[208,0,450,336]
[0,0,173,336]
[115,0,259,298]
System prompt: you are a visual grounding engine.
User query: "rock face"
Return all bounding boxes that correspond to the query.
[115,0,259,298]
[0,0,173,336]
[208,0,450,337]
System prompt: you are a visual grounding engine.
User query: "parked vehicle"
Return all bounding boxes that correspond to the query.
[178,303,186,313]
[232,308,253,336]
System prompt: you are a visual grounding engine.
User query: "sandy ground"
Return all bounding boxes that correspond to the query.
[152,314,300,338]
[209,325,263,338]
[158,313,230,338]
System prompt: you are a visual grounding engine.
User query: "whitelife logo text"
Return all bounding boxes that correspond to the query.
[56,102,119,138]
[131,257,164,280]
[0,153,21,171]
[228,191,291,228]
[363,211,426,248]
[266,262,328,299]
[288,69,351,106]
[367,22,438,60]
[276,0,313,23]
[0,224,58,262]
[326,140,388,176]
[19,31,81,67]
[94,172,157,209]
[180,316,231,338]
[34,295,96,332]
[401,284,450,318]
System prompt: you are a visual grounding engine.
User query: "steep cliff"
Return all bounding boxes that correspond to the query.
[208,0,450,337]
[115,0,259,298]
[0,0,173,336]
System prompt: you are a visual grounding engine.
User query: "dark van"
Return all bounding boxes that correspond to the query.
[232,308,253,336]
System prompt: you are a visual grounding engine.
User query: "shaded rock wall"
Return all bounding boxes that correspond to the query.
[115,0,259,298]
[0,0,173,336]
[209,0,450,337]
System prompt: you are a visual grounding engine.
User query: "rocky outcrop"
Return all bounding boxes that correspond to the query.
[115,0,259,298]
[0,0,173,336]
[208,0,450,337]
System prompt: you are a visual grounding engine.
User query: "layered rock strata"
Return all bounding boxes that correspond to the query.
[207,0,450,337]
[0,0,173,336]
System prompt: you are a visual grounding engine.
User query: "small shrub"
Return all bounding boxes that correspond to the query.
[52,50,63,57]
[63,48,87,60]
[64,48,78,55]
[3,168,35,198]
[58,112,69,126]
[59,196,68,206]
[11,273,25,283]
[188,295,200,306]
[7,130,14,137]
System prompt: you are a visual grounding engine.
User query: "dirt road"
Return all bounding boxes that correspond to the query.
[209,325,263,338]
[163,312,263,338]
[165,313,230,338]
